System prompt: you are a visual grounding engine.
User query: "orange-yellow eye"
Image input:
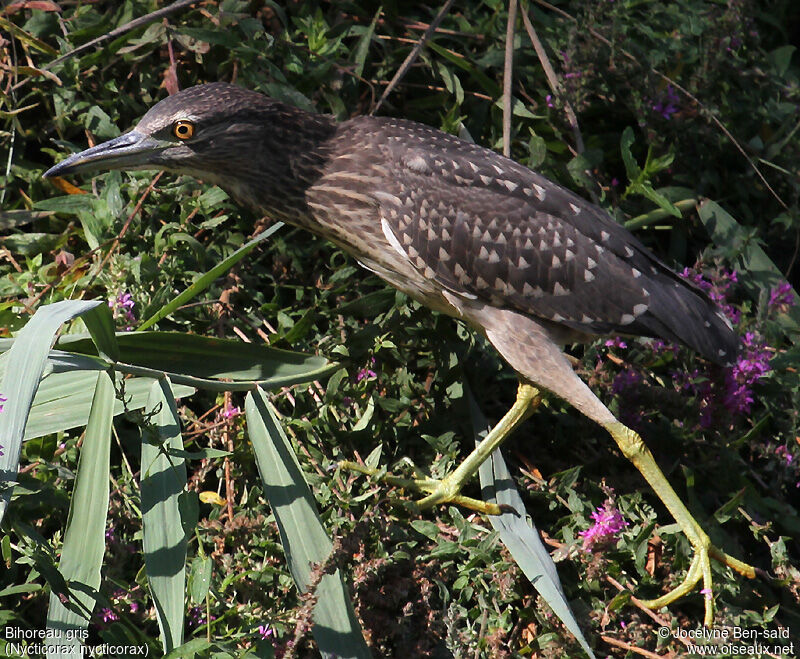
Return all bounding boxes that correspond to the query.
[173,120,195,140]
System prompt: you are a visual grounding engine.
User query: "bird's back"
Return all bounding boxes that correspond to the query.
[307,114,737,365]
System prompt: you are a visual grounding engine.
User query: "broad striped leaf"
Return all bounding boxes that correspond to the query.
[0,300,103,524]
[45,371,114,658]
[141,378,188,653]
[18,370,194,441]
[471,385,596,659]
[57,332,334,389]
[245,388,370,659]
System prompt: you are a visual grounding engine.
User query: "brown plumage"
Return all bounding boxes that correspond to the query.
[44,83,756,622]
[52,83,733,362]
[44,81,739,426]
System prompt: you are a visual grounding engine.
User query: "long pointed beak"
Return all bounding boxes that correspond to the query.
[43,130,166,178]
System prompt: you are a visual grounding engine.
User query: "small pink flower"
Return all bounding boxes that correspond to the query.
[258,624,274,639]
[109,292,136,328]
[356,357,377,382]
[776,446,793,466]
[222,406,241,419]
[768,282,795,313]
[579,502,628,552]
[100,608,118,623]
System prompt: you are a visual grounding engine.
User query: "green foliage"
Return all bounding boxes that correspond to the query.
[1,0,799,657]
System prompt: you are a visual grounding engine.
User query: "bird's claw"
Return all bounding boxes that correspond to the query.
[639,526,757,626]
[340,460,503,515]
[415,475,504,516]
[640,543,714,626]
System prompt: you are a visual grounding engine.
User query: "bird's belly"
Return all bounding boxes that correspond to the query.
[345,251,462,318]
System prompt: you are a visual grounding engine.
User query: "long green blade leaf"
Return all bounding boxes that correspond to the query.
[141,378,188,653]
[57,332,334,389]
[0,300,103,523]
[22,371,195,441]
[45,371,114,658]
[245,387,370,659]
[137,223,283,331]
[470,386,596,659]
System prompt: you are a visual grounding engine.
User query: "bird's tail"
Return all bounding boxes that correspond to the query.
[637,271,738,366]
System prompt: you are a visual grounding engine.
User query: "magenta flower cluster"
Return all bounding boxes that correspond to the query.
[95,589,140,627]
[356,357,377,382]
[108,291,136,329]
[189,605,216,628]
[651,85,680,119]
[222,406,241,419]
[579,502,628,552]
[723,332,772,415]
[675,267,782,423]
[769,281,795,313]
[680,267,740,324]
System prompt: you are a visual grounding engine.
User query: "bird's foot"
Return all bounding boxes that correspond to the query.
[414,473,504,516]
[341,382,540,517]
[639,529,756,626]
[339,459,504,515]
[640,527,714,625]
[604,421,757,625]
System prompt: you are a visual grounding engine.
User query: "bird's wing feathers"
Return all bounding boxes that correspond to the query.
[363,117,736,364]
[371,118,657,336]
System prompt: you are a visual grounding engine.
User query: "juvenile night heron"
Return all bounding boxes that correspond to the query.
[44,82,755,622]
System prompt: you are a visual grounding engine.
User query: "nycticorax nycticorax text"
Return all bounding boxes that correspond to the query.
[44,83,755,623]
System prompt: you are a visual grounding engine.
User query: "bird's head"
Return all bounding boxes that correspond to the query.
[43,83,295,181]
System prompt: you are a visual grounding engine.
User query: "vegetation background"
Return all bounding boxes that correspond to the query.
[1,0,799,656]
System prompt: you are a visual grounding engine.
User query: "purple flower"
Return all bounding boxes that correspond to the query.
[109,292,136,328]
[258,624,274,639]
[356,357,377,382]
[545,94,554,108]
[579,502,628,552]
[727,36,743,52]
[189,606,216,628]
[612,368,640,394]
[775,446,793,466]
[0,392,6,413]
[604,337,627,349]
[723,333,772,415]
[222,406,241,419]
[680,267,740,322]
[0,445,4,458]
[100,608,118,623]
[651,85,680,119]
[768,282,795,313]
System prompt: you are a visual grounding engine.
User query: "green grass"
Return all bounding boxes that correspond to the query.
[1,1,798,656]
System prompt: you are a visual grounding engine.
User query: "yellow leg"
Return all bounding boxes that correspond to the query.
[341,382,541,516]
[341,382,756,625]
[604,422,756,626]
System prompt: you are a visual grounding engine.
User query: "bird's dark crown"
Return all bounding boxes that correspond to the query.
[137,83,278,136]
